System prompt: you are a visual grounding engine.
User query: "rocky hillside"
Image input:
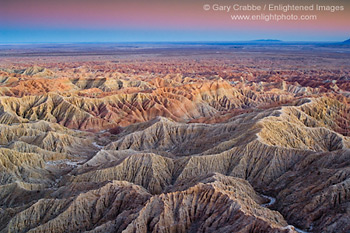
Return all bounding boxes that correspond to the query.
[0,60,350,232]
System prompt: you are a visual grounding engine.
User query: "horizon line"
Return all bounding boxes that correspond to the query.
[0,40,348,45]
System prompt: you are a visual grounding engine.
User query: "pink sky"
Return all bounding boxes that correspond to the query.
[1,0,349,30]
[1,0,349,42]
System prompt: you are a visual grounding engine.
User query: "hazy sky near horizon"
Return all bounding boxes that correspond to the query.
[0,0,349,42]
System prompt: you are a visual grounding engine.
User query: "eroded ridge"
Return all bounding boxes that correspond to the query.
[1,49,350,233]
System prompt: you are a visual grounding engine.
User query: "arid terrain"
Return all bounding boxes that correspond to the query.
[0,42,350,232]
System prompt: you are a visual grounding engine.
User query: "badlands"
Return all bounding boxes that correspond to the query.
[0,43,349,232]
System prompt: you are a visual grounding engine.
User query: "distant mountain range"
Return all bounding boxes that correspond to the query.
[252,39,350,44]
[252,39,283,42]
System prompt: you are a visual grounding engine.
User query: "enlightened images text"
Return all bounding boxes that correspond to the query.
[211,4,345,13]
